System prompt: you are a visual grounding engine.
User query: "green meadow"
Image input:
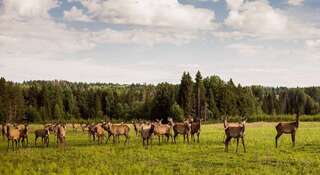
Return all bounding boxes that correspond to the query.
[1,122,320,175]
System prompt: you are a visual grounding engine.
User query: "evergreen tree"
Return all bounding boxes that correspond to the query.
[178,72,193,116]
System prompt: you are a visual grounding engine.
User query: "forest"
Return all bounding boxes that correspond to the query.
[0,71,320,123]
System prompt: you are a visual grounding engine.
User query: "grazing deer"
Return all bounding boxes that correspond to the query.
[103,122,130,144]
[275,114,300,148]
[35,128,50,147]
[190,117,201,143]
[6,125,21,151]
[141,123,155,148]
[56,124,66,147]
[19,124,29,147]
[153,119,173,144]
[171,118,192,144]
[224,117,246,153]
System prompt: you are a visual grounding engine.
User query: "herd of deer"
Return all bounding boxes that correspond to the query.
[0,114,300,152]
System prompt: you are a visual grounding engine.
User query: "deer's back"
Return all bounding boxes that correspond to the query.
[173,123,190,134]
[154,124,170,135]
[226,126,244,138]
[276,122,297,133]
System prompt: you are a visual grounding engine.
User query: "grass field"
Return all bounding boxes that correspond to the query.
[1,122,320,175]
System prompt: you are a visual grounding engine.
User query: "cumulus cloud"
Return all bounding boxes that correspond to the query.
[225,0,288,35]
[225,0,244,10]
[223,0,320,40]
[287,0,304,6]
[75,0,216,29]
[64,6,92,22]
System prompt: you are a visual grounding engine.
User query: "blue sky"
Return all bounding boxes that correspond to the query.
[0,0,319,87]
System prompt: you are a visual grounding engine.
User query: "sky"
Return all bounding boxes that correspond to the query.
[0,0,319,87]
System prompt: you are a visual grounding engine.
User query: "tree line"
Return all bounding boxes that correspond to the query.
[0,71,319,122]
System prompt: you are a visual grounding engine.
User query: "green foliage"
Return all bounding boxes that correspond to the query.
[178,72,193,116]
[25,106,41,122]
[0,74,320,122]
[170,102,184,121]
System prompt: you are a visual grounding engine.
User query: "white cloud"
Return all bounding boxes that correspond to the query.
[64,6,92,22]
[223,0,320,40]
[288,0,304,6]
[225,0,244,10]
[76,0,216,29]
[225,0,288,35]
[1,0,58,18]
[306,39,320,48]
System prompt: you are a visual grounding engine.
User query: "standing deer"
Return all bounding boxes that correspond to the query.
[132,120,143,137]
[141,123,155,148]
[224,117,246,153]
[171,118,192,144]
[153,118,173,144]
[190,117,201,143]
[94,123,105,144]
[19,124,29,147]
[1,123,8,140]
[56,124,66,147]
[275,114,300,148]
[103,122,130,144]
[35,128,50,147]
[6,125,21,151]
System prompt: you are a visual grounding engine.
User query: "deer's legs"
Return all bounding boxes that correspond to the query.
[197,132,200,143]
[236,138,239,153]
[275,132,282,148]
[174,133,178,144]
[187,134,189,144]
[291,132,296,147]
[125,135,130,145]
[241,137,246,153]
[7,139,10,151]
[224,136,231,152]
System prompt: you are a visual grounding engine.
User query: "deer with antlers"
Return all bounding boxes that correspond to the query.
[275,114,300,148]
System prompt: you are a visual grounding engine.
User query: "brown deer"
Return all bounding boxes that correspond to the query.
[1,123,8,140]
[223,116,242,143]
[19,124,29,147]
[88,123,97,141]
[35,128,50,147]
[153,119,173,144]
[6,125,21,151]
[132,120,143,137]
[171,118,192,144]
[224,117,246,153]
[103,122,130,144]
[56,124,66,147]
[190,117,201,143]
[94,123,105,144]
[275,114,300,148]
[141,123,155,148]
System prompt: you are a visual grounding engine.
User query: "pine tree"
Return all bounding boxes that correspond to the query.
[178,72,193,116]
[195,71,206,119]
